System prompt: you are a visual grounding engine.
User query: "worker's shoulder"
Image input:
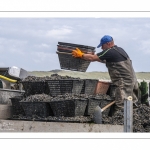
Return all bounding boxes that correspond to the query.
[112,45,129,58]
[113,45,125,51]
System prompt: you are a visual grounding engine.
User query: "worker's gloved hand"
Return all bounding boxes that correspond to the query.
[72,48,84,58]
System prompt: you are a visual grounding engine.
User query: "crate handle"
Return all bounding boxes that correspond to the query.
[56,51,94,55]
[56,51,72,55]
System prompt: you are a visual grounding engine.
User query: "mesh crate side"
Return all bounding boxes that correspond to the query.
[46,80,84,96]
[21,81,46,96]
[20,102,53,118]
[75,99,87,116]
[50,99,87,117]
[10,96,25,116]
[57,53,90,72]
[72,80,84,94]
[50,100,75,117]
[83,79,98,95]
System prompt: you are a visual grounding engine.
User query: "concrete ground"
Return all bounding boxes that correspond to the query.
[0,119,123,132]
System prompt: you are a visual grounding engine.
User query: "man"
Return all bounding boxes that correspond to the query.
[72,35,139,112]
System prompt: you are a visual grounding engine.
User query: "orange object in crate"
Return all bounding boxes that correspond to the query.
[94,81,111,94]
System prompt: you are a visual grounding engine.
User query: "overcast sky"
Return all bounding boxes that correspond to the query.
[0,18,150,72]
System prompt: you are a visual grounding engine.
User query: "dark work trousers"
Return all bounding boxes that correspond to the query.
[106,49,139,111]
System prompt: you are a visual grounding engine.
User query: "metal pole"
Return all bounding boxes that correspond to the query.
[148,82,150,105]
[148,82,150,97]
[124,96,133,132]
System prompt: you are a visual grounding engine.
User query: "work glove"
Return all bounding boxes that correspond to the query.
[72,48,84,58]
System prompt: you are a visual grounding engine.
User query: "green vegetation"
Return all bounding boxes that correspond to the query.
[136,72,150,80]
[139,80,149,105]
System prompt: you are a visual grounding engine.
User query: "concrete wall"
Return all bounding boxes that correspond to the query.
[0,89,24,105]
[0,105,12,119]
[0,119,123,132]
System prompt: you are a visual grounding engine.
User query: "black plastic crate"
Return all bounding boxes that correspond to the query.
[57,52,91,72]
[21,81,48,96]
[81,79,98,95]
[49,99,87,117]
[20,101,53,118]
[10,96,25,116]
[46,79,84,96]
[84,97,102,116]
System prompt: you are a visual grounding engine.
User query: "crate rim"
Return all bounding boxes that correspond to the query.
[20,81,45,83]
[50,98,87,102]
[57,46,96,53]
[20,101,50,103]
[9,96,23,100]
[45,79,84,81]
[58,41,96,50]
[88,97,103,100]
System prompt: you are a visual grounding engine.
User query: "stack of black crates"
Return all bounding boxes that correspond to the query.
[10,80,52,119]
[10,78,112,122]
[46,79,87,117]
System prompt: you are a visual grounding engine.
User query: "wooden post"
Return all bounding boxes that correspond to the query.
[124,96,133,132]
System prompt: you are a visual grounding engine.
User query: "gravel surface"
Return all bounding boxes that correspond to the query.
[12,115,92,123]
[47,116,92,123]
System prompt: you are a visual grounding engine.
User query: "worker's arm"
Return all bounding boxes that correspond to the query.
[72,48,105,63]
[82,53,102,62]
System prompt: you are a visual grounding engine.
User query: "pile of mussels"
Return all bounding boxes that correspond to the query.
[102,104,150,132]
[22,74,80,81]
